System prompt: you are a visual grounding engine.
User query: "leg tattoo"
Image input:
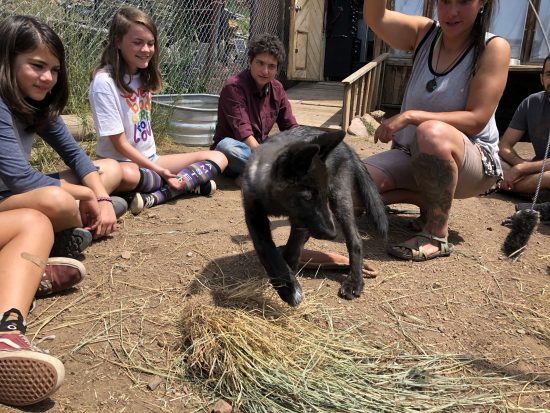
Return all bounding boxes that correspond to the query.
[411,152,454,231]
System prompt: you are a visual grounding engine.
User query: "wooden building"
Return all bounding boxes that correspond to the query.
[283,0,550,131]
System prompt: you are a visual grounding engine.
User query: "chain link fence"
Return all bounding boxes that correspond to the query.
[2,0,284,123]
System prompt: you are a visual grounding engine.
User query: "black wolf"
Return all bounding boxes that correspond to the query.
[241,126,388,306]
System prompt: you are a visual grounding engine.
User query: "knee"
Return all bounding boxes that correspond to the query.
[215,138,231,154]
[16,209,54,240]
[28,210,55,246]
[216,139,244,157]
[208,150,229,171]
[95,159,122,191]
[416,121,445,145]
[120,163,140,186]
[416,121,453,156]
[38,187,79,219]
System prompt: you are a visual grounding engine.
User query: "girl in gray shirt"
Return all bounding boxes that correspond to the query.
[0,15,122,244]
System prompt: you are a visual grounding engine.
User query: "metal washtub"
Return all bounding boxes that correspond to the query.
[152,94,219,146]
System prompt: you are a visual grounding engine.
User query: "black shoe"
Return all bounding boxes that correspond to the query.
[50,228,92,258]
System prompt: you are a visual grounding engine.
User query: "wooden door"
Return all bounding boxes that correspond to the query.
[287,0,325,81]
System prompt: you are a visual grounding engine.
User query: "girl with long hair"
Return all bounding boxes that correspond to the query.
[89,7,228,214]
[0,15,123,257]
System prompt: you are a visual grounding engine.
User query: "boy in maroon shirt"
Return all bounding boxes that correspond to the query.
[215,34,379,275]
[211,33,298,177]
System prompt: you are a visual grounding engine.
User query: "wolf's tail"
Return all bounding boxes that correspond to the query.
[354,158,388,238]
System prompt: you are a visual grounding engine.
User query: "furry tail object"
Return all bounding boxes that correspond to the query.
[502,202,550,256]
[502,209,539,257]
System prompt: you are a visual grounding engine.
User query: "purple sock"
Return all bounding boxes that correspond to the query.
[144,160,220,206]
[135,168,163,193]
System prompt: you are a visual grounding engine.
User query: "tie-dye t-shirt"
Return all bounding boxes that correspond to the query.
[89,68,156,161]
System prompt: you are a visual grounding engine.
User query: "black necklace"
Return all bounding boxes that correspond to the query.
[426,77,438,93]
[426,32,443,93]
[426,32,470,93]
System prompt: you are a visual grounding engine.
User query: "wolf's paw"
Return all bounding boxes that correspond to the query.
[338,278,364,300]
[273,281,303,307]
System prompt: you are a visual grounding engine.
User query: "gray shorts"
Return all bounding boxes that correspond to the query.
[364,136,497,199]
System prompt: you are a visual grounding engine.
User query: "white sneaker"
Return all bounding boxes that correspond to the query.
[191,180,217,196]
[130,193,156,215]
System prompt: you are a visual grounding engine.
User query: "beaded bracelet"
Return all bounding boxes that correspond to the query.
[97,197,113,203]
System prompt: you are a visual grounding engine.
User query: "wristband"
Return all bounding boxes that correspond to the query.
[97,197,113,203]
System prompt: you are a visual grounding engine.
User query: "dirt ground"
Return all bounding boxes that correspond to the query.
[7,135,549,413]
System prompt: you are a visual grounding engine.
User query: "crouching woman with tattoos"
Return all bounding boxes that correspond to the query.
[362,0,509,261]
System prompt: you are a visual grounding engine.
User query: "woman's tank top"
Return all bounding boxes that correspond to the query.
[393,21,501,172]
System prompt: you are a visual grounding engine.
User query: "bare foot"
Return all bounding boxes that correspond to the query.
[299,249,378,278]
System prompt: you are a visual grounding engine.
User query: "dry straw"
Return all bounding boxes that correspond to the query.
[174,280,530,413]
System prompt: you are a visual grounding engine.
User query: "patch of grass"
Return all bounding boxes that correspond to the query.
[171,279,542,413]
[360,117,377,136]
[30,138,96,174]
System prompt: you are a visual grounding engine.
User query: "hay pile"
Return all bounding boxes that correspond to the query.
[174,281,517,412]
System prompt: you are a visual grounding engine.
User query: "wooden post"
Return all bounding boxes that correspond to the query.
[343,84,352,129]
[341,53,389,124]
[371,64,381,112]
[521,0,540,63]
[360,76,368,116]
[376,60,386,108]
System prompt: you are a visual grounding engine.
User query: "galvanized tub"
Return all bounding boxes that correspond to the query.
[152,94,219,146]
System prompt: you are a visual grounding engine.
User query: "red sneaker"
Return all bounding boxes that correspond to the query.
[0,332,64,406]
[36,257,86,298]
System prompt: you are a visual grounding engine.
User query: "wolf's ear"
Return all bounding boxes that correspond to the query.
[310,130,345,160]
[274,143,320,180]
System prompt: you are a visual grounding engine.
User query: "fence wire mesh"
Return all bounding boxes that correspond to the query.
[2,0,284,121]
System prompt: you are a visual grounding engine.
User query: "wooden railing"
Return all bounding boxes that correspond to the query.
[341,52,389,129]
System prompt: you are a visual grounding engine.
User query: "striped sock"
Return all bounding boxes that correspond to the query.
[135,168,164,193]
[177,160,221,192]
[143,160,221,206]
